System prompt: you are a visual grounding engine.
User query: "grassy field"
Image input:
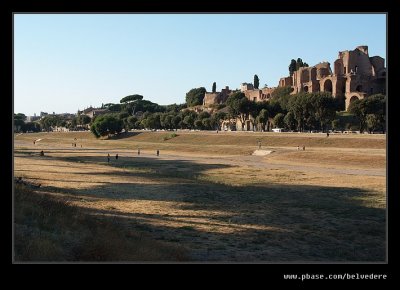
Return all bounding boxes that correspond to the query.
[13,131,386,262]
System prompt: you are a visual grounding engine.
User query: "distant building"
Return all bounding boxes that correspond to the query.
[79,107,109,118]
[203,86,233,107]
[240,83,254,92]
[26,116,40,122]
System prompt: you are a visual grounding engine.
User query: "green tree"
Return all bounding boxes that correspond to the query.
[256,109,269,131]
[202,118,212,130]
[296,58,304,70]
[284,111,296,131]
[90,114,123,138]
[198,111,211,120]
[183,115,195,129]
[254,74,259,89]
[14,113,26,132]
[160,114,174,130]
[212,111,226,130]
[226,92,252,131]
[185,87,206,107]
[289,58,308,76]
[366,114,379,133]
[120,94,144,104]
[348,97,376,133]
[273,113,285,128]
[194,119,203,130]
[120,94,144,116]
[69,117,78,130]
[287,93,310,132]
[108,104,122,112]
[78,115,91,126]
[141,113,161,130]
[311,92,337,132]
[289,59,297,76]
[127,116,138,129]
[22,122,41,133]
[212,82,216,93]
[172,115,182,129]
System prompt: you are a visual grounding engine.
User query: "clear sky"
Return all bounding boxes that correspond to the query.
[14,14,386,116]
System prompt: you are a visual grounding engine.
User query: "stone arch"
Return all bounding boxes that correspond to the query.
[323,79,333,92]
[349,95,359,104]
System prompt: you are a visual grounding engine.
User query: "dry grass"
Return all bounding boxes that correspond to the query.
[13,131,386,261]
[266,150,386,169]
[14,183,187,262]
[14,131,385,157]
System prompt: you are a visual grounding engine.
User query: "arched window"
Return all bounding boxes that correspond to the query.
[324,79,332,92]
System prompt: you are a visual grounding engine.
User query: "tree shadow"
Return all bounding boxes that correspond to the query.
[106,131,143,140]
[16,153,386,262]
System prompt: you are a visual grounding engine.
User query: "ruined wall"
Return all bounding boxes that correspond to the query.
[261,87,276,100]
[240,83,254,92]
[244,89,261,102]
[279,76,292,87]
[369,56,385,76]
[203,93,220,107]
[203,86,232,107]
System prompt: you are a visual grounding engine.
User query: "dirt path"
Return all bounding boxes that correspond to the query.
[142,152,386,177]
[14,140,385,177]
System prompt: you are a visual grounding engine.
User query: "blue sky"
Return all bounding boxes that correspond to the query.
[14,14,386,116]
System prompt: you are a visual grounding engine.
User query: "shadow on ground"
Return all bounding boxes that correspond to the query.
[15,153,386,262]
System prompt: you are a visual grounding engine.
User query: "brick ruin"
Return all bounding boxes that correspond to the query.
[203,45,386,111]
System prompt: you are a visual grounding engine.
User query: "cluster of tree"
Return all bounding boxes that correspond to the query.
[289,58,309,76]
[185,87,206,107]
[89,107,229,137]
[224,89,345,132]
[90,94,193,137]
[348,94,386,133]
[14,113,41,133]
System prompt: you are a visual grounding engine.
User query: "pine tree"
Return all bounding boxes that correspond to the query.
[254,74,259,89]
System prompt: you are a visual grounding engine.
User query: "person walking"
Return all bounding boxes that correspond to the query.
[116,153,118,160]
[107,153,110,163]
[156,149,159,156]
[138,148,140,155]
[303,145,305,151]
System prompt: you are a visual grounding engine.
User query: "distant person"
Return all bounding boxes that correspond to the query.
[156,149,159,156]
[138,148,140,155]
[33,140,35,145]
[107,154,110,163]
[115,154,118,160]
[297,145,299,150]
[327,132,329,137]
[81,144,82,148]
[40,150,44,156]
[303,145,305,151]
